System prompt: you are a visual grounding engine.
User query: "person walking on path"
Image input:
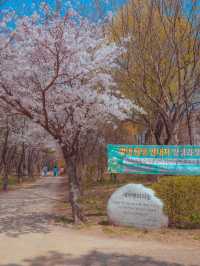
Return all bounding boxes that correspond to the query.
[42,166,48,177]
[53,165,59,177]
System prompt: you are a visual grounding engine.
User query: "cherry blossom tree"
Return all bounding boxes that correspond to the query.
[0,8,133,222]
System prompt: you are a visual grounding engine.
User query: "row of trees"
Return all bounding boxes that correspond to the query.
[0,0,56,185]
[0,3,134,222]
[0,106,54,190]
[110,0,200,145]
[1,0,200,223]
[76,0,200,189]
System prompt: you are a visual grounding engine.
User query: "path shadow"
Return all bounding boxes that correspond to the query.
[0,176,68,237]
[0,212,58,237]
[1,251,199,266]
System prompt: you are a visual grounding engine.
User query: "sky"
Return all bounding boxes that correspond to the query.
[1,0,200,22]
[1,0,126,20]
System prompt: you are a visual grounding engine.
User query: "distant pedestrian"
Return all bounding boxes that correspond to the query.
[43,166,48,177]
[53,165,59,177]
[60,167,64,175]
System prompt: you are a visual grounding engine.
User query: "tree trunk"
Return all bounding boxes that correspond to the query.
[2,166,8,191]
[17,157,23,183]
[62,149,85,224]
[27,151,34,178]
[17,144,25,183]
[168,122,180,145]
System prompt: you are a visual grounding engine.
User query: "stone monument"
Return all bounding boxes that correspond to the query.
[107,184,168,229]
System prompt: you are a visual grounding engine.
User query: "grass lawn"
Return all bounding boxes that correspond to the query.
[55,174,157,225]
[0,175,38,191]
[0,175,18,190]
[54,175,200,244]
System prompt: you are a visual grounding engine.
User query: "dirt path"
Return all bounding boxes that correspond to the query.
[0,176,200,266]
[0,176,65,237]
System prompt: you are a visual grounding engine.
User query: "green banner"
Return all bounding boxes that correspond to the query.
[107,145,200,175]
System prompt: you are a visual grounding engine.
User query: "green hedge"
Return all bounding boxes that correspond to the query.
[152,176,200,229]
[0,176,18,189]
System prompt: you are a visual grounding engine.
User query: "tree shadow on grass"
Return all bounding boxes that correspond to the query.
[1,251,198,266]
[98,220,110,226]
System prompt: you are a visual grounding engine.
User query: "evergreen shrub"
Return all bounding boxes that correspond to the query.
[152,176,200,229]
